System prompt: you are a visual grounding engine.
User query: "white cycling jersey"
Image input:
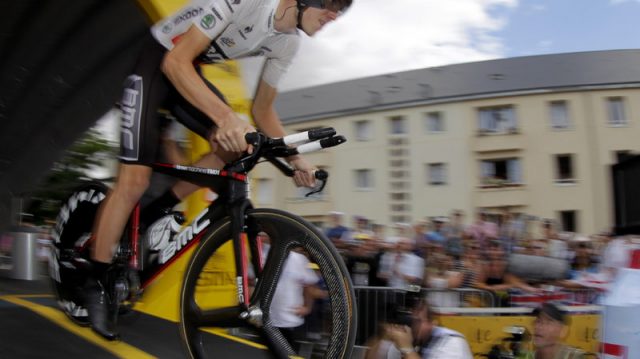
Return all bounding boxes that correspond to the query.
[151,0,300,88]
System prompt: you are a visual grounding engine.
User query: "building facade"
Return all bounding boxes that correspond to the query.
[250,50,640,235]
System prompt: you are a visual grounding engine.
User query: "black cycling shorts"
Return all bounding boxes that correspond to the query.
[119,34,227,165]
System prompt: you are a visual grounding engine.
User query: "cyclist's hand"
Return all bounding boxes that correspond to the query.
[214,114,255,153]
[288,156,317,188]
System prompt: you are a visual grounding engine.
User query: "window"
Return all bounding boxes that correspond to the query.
[549,101,570,129]
[390,170,409,178]
[389,115,408,135]
[354,169,374,190]
[390,193,409,201]
[390,181,408,190]
[354,120,373,141]
[478,106,517,134]
[427,163,447,185]
[425,112,444,133]
[391,204,411,212]
[255,179,273,204]
[480,158,522,186]
[388,138,408,146]
[554,154,575,183]
[389,159,407,167]
[607,97,627,126]
[389,148,408,156]
[391,215,409,223]
[559,210,577,232]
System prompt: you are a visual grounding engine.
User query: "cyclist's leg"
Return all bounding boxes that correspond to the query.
[92,164,152,262]
[87,34,170,340]
[159,76,240,199]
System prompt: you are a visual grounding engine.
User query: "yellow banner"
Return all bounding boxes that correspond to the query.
[439,313,600,356]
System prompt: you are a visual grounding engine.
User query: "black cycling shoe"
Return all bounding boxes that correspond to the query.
[85,278,119,341]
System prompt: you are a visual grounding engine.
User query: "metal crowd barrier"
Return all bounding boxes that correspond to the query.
[508,287,604,308]
[353,286,498,346]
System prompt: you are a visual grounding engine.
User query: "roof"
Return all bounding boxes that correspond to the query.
[275,49,640,124]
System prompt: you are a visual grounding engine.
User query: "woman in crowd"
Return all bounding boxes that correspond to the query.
[475,240,539,306]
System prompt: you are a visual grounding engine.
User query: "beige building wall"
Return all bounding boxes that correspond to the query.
[251,86,640,235]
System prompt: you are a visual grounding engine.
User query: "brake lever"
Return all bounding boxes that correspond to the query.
[305,170,328,197]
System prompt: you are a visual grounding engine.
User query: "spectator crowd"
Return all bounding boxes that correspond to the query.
[323,209,638,308]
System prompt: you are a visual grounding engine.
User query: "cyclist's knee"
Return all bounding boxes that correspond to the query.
[114,164,152,199]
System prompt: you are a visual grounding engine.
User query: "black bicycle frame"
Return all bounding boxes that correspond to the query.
[116,160,259,311]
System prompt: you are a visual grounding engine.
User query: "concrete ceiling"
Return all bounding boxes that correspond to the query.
[0,0,149,230]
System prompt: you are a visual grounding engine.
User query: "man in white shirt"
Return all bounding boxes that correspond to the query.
[378,237,424,290]
[269,249,325,348]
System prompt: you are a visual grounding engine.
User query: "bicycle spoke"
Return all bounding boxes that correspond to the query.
[249,234,295,311]
[261,324,296,358]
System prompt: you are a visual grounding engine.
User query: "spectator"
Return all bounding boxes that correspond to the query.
[556,241,605,295]
[378,237,425,290]
[526,302,585,359]
[467,210,498,250]
[542,220,570,260]
[324,211,350,250]
[600,231,630,280]
[426,217,447,246]
[346,234,384,287]
[385,299,473,358]
[476,240,539,306]
[412,220,430,258]
[269,247,327,351]
[443,210,466,257]
[424,253,464,307]
[498,209,524,254]
[456,240,487,306]
[342,215,374,245]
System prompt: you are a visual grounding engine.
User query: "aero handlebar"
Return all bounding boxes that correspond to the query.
[243,128,345,196]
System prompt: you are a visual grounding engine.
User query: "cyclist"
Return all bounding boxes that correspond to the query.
[86,0,353,340]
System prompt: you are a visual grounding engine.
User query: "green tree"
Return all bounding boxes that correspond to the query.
[27,128,116,224]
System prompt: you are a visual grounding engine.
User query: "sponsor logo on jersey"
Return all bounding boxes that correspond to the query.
[212,7,224,21]
[203,48,226,63]
[244,25,253,34]
[161,23,173,34]
[224,0,234,13]
[200,14,216,29]
[174,7,204,26]
[220,37,236,47]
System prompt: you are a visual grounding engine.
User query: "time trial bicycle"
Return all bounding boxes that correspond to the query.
[49,127,357,358]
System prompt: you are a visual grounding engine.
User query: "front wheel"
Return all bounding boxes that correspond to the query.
[179,208,356,359]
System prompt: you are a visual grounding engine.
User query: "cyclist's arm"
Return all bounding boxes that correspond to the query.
[253,78,316,186]
[162,25,254,152]
[252,78,289,140]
